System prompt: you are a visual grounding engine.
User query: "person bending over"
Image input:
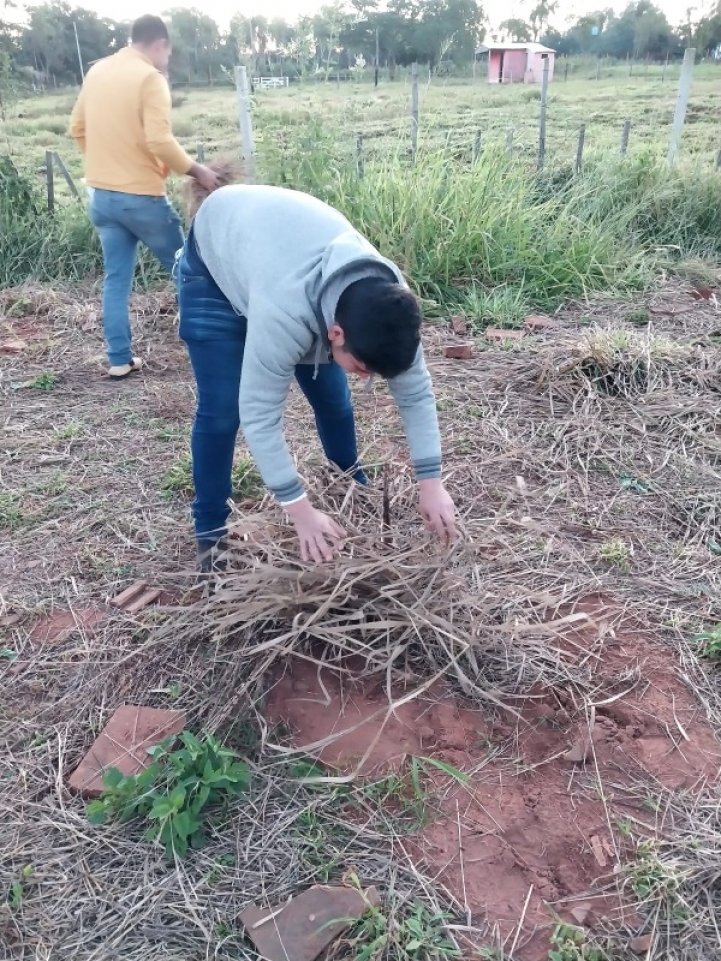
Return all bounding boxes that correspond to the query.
[176,184,457,567]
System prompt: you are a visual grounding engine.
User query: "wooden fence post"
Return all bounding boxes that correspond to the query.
[620,119,631,156]
[506,127,514,155]
[234,65,256,182]
[374,28,379,87]
[596,58,601,80]
[197,143,205,162]
[52,152,80,199]
[668,48,695,165]
[410,62,419,165]
[575,124,586,173]
[473,129,482,162]
[537,56,550,170]
[45,150,55,215]
[716,148,721,171]
[356,134,364,179]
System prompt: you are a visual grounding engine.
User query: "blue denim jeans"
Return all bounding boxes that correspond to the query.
[88,189,184,366]
[176,231,366,542]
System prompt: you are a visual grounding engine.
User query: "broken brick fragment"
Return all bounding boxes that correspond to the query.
[443,344,473,360]
[68,705,186,798]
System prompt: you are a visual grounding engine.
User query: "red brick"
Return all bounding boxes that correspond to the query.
[691,287,715,301]
[110,580,148,609]
[30,607,106,646]
[443,344,473,360]
[124,588,162,615]
[524,314,555,330]
[68,705,186,798]
[240,885,381,961]
[485,328,525,341]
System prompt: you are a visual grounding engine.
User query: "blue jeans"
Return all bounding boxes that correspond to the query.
[89,189,184,366]
[176,232,366,542]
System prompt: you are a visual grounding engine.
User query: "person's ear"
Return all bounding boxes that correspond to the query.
[328,324,346,348]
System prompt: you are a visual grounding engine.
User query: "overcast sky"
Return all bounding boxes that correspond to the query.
[6,0,708,31]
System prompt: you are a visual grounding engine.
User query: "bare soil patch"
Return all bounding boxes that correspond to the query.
[265,593,720,959]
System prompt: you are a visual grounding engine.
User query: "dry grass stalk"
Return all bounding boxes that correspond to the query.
[182,157,247,220]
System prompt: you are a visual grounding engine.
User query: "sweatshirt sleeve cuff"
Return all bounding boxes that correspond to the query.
[414,457,442,481]
[272,478,306,505]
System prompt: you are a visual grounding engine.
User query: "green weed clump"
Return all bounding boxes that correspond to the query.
[86,731,250,859]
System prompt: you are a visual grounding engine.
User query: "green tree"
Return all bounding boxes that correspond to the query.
[500,18,532,42]
[528,1,558,41]
[165,8,222,82]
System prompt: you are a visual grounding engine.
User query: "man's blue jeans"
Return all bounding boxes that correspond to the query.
[89,189,184,367]
[176,232,366,543]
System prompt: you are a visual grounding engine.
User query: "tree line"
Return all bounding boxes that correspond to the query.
[0,0,720,90]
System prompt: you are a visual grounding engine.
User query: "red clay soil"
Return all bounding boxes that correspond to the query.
[264,594,721,960]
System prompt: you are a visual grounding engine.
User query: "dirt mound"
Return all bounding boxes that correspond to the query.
[265,595,721,959]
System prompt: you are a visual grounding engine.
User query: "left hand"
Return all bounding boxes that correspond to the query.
[418,479,457,547]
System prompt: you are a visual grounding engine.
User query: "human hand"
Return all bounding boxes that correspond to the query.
[285,497,346,564]
[418,479,457,547]
[189,163,221,192]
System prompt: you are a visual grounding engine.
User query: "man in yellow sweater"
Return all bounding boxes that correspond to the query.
[70,15,218,379]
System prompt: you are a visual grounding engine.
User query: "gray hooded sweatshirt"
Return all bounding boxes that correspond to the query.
[193,184,441,504]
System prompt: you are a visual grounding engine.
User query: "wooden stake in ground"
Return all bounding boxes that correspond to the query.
[537,56,550,170]
[620,119,631,157]
[575,124,586,173]
[668,48,695,165]
[410,62,419,165]
[234,65,256,183]
[506,127,514,155]
[45,150,54,215]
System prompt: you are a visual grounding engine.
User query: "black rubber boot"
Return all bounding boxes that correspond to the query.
[196,538,228,574]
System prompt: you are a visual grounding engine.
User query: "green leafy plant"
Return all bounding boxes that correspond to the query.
[549,922,605,961]
[0,492,23,530]
[87,731,250,859]
[344,896,461,961]
[30,371,58,391]
[619,473,651,494]
[597,538,631,572]
[6,865,34,911]
[694,624,721,662]
[160,453,194,497]
[231,454,264,500]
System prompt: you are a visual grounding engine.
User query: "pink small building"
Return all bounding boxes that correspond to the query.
[476,42,556,84]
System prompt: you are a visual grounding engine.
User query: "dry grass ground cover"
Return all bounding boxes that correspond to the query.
[1,276,720,960]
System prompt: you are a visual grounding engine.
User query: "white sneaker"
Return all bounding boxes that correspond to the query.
[108,357,143,380]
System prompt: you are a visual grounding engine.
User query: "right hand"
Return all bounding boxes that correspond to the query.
[191,163,221,192]
[285,497,346,564]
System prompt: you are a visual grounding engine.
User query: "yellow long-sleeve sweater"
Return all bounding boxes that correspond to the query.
[70,47,194,197]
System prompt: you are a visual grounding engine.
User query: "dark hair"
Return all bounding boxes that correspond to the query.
[131,15,169,46]
[335,277,422,379]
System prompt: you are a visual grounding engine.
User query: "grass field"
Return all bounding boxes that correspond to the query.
[4,63,721,180]
[1,63,721,961]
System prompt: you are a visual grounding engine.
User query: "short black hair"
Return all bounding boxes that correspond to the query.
[335,277,422,379]
[131,15,169,46]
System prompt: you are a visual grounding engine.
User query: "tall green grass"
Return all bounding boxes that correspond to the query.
[265,126,721,315]
[2,140,720,313]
